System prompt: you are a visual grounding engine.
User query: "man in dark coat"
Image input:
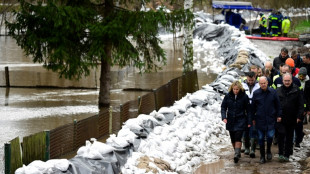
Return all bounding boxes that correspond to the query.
[272,64,301,89]
[300,54,310,78]
[276,73,304,162]
[291,50,302,68]
[273,47,289,71]
[252,76,282,164]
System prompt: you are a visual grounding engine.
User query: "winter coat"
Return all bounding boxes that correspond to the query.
[272,75,301,89]
[229,13,242,29]
[273,54,289,71]
[282,19,290,34]
[221,91,250,131]
[294,55,303,68]
[292,67,300,77]
[303,80,310,112]
[276,84,304,126]
[252,87,281,131]
[241,80,260,104]
[295,74,309,90]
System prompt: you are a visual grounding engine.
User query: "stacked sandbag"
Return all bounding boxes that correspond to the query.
[229,50,249,69]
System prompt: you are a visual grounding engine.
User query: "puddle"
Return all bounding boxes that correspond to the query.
[194,160,225,174]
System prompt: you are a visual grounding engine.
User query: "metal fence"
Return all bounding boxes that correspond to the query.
[4,70,199,174]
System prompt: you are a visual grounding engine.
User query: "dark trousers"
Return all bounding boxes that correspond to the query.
[295,122,304,144]
[243,127,250,143]
[260,26,267,36]
[271,28,279,36]
[257,129,274,146]
[278,125,294,157]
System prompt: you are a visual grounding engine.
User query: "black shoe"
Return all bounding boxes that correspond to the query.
[234,154,239,163]
[267,152,272,160]
[250,151,255,158]
[260,156,266,164]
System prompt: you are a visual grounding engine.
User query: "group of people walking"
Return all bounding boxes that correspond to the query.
[221,47,310,164]
[259,11,291,37]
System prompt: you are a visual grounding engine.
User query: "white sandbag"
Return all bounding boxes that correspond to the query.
[46,159,70,172]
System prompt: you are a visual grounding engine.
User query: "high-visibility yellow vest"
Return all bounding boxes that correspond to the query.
[282,19,290,34]
[259,15,267,28]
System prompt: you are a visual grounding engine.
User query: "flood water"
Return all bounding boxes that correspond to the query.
[0,36,217,172]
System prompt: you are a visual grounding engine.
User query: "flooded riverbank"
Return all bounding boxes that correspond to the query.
[0,36,217,172]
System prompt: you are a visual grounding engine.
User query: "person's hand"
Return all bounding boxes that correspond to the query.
[307,111,310,115]
[248,124,251,128]
[297,118,302,123]
[223,119,227,124]
[252,120,256,126]
[277,117,282,122]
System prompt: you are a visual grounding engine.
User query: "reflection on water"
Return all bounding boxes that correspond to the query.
[0,36,217,172]
[194,160,225,174]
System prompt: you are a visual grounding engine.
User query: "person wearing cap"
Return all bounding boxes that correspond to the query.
[259,13,267,37]
[285,57,299,76]
[300,54,310,78]
[294,67,309,147]
[282,16,291,37]
[296,67,309,90]
[277,11,284,36]
[241,71,260,158]
[273,47,289,71]
[276,73,303,162]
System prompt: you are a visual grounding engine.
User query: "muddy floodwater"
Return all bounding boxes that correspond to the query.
[0,36,217,172]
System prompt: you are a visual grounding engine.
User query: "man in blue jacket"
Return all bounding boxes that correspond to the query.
[252,76,282,164]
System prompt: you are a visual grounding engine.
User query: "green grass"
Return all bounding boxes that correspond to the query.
[294,20,310,33]
[288,19,310,38]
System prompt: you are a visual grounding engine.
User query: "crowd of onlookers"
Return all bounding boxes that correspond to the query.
[221,47,310,163]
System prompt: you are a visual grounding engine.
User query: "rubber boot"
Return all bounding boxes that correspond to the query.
[244,138,250,155]
[250,138,256,158]
[241,138,245,153]
[234,148,241,163]
[259,145,266,164]
[266,142,272,160]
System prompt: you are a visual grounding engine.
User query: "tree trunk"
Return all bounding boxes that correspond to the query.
[98,0,113,107]
[183,0,194,73]
[99,55,111,107]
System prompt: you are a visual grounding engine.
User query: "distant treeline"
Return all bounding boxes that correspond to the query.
[251,0,310,9]
[1,0,309,12]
